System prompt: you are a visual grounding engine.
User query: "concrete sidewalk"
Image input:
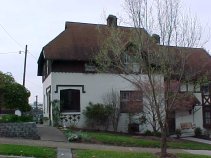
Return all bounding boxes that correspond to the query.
[182,137,211,156]
[182,137,211,145]
[37,125,68,142]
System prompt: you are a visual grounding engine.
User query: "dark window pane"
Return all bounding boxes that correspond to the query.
[203,106,211,128]
[60,89,80,112]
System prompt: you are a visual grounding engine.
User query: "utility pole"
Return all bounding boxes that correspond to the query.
[35,95,38,110]
[23,45,27,87]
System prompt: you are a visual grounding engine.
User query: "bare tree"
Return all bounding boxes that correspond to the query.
[96,0,206,157]
[103,89,121,132]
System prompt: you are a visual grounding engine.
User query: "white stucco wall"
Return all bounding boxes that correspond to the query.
[42,74,52,118]
[42,72,164,132]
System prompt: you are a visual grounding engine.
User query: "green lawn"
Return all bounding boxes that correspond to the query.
[0,144,57,158]
[69,131,211,150]
[86,131,160,147]
[73,149,156,158]
[73,149,211,158]
[177,153,211,158]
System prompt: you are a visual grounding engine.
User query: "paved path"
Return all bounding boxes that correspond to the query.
[182,137,211,145]
[182,137,211,156]
[37,125,68,142]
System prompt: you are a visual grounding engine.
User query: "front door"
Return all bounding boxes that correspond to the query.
[167,111,176,134]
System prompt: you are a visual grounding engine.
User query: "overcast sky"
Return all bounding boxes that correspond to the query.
[0,0,210,103]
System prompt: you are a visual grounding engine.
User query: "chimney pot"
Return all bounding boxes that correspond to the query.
[152,34,160,44]
[107,15,117,27]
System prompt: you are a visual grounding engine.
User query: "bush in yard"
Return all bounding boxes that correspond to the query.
[153,131,161,137]
[65,130,90,142]
[194,127,202,137]
[175,129,181,139]
[0,114,33,123]
[128,123,139,134]
[83,102,113,130]
[52,100,60,127]
[144,130,153,136]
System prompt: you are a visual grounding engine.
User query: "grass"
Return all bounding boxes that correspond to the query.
[69,130,211,150]
[73,149,211,158]
[177,153,211,158]
[86,131,160,147]
[0,144,57,158]
[73,149,156,158]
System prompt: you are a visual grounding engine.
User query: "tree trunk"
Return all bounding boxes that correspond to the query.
[160,128,167,158]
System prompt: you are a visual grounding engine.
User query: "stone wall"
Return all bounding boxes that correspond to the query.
[0,122,40,139]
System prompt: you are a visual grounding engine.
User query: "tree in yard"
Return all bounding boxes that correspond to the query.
[103,89,121,132]
[0,71,31,112]
[96,0,207,157]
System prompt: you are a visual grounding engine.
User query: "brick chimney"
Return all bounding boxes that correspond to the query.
[107,15,117,27]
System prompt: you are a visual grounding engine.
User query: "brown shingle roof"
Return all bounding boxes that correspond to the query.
[43,22,102,61]
[38,20,211,77]
[42,22,139,61]
[171,92,200,111]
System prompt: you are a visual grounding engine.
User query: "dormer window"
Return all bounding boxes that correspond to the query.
[122,53,140,73]
[123,53,131,64]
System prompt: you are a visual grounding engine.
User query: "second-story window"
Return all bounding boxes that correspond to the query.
[122,53,140,73]
[201,84,210,95]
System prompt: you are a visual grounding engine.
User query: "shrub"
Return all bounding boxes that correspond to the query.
[52,100,60,127]
[65,130,90,142]
[144,130,153,136]
[153,131,161,137]
[0,114,33,123]
[83,102,113,130]
[194,127,202,137]
[128,123,139,134]
[175,129,181,139]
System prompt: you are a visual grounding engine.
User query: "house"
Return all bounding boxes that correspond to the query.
[38,15,211,133]
[175,49,211,134]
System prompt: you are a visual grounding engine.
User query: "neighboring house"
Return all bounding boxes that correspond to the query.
[174,50,211,134]
[37,15,211,133]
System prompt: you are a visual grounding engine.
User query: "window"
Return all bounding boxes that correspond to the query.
[203,106,211,128]
[122,54,140,73]
[123,54,131,64]
[120,91,143,113]
[205,112,211,125]
[201,84,210,95]
[60,89,80,112]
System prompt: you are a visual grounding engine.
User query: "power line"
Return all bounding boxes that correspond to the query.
[0,23,23,49]
[0,51,22,55]
[0,24,38,61]
[28,51,37,60]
